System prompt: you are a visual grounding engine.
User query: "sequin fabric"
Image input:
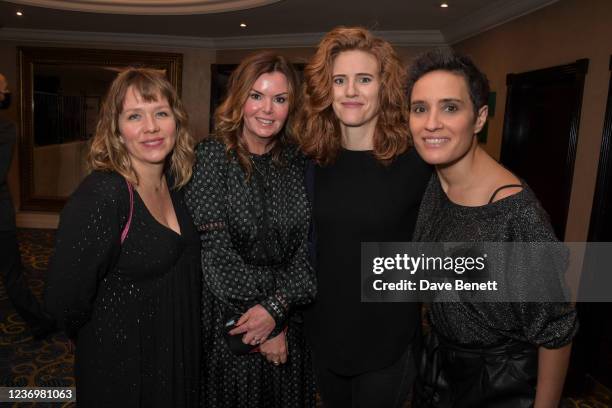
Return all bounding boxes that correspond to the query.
[413,173,578,348]
[185,139,317,408]
[45,171,201,407]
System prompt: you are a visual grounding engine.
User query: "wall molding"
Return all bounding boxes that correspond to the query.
[442,0,560,44]
[0,27,446,50]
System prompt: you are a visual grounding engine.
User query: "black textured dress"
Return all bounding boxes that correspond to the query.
[45,171,201,408]
[184,139,317,408]
[412,174,578,408]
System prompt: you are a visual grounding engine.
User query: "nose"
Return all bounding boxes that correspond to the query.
[262,97,273,114]
[144,113,160,133]
[345,78,358,97]
[424,109,442,132]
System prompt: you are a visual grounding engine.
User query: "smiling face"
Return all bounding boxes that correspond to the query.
[241,71,289,151]
[409,70,487,166]
[118,86,177,171]
[331,50,381,130]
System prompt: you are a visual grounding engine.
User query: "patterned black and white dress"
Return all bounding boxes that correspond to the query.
[185,138,317,408]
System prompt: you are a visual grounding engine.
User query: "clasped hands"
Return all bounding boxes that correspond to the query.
[228,304,287,365]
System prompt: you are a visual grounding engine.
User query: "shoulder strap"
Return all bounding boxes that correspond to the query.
[488,184,523,204]
[120,179,134,244]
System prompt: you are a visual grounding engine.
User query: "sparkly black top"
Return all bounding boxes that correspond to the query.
[413,173,578,348]
[185,139,316,331]
[45,170,201,407]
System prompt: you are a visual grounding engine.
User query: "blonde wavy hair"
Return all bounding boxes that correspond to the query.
[213,51,300,178]
[88,68,195,188]
[294,26,410,166]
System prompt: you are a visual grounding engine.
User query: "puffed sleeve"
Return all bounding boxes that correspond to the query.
[259,154,316,330]
[184,140,269,313]
[44,172,123,338]
[508,200,578,349]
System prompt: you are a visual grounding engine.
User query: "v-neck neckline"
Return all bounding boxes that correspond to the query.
[133,183,183,238]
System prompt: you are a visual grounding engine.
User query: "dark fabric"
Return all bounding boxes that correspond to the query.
[314,345,417,408]
[303,147,432,375]
[413,332,537,408]
[412,173,578,407]
[184,139,317,408]
[0,117,17,229]
[45,171,201,408]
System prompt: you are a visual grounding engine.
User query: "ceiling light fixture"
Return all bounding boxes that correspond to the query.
[240,23,247,28]
[16,10,24,16]
[440,3,449,8]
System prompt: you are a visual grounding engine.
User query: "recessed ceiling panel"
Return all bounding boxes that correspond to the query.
[9,0,281,15]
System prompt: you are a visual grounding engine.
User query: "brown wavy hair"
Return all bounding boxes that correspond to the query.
[213,51,300,178]
[88,67,195,188]
[294,26,410,166]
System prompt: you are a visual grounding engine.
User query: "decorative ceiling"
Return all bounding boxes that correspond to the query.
[7,0,281,15]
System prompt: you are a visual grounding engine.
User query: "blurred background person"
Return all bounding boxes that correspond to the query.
[0,71,55,339]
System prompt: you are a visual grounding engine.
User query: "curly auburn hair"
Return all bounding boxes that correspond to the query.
[294,26,410,166]
[88,68,195,188]
[213,51,300,178]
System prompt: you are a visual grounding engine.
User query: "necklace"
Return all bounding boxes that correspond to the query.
[250,156,267,178]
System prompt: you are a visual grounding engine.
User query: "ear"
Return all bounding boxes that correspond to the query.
[474,105,488,134]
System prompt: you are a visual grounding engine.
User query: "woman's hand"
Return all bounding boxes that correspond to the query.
[228,304,275,345]
[259,330,288,366]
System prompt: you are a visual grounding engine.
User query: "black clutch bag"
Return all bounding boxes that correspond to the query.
[223,312,258,355]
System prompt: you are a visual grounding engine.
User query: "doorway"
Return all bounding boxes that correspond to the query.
[500,59,589,240]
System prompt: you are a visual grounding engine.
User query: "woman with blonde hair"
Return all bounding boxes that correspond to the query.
[295,27,431,407]
[185,51,317,407]
[45,68,201,407]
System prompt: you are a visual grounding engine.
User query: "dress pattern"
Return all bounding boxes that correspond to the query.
[185,139,317,408]
[45,171,201,407]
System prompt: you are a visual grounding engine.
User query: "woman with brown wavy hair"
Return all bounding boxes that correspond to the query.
[295,27,432,407]
[45,68,201,407]
[185,51,317,407]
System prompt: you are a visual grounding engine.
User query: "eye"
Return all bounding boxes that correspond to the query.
[411,105,426,114]
[333,77,344,85]
[249,93,262,100]
[443,104,459,113]
[127,113,141,120]
[358,76,372,84]
[156,110,171,118]
[274,96,287,104]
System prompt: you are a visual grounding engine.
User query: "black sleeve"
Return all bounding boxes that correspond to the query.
[44,172,123,337]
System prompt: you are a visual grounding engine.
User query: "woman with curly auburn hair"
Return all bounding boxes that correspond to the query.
[185,51,317,407]
[45,68,201,407]
[297,27,432,407]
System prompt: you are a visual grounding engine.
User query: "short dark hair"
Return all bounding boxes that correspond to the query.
[407,48,490,115]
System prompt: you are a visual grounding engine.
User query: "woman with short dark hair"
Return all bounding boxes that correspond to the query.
[408,49,577,408]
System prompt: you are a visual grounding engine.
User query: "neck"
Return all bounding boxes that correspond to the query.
[436,138,483,191]
[132,161,166,192]
[340,119,377,151]
[242,129,275,155]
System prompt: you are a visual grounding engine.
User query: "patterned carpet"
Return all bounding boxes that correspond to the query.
[0,229,610,407]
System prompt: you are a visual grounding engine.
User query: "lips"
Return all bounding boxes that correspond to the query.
[141,138,164,147]
[256,117,275,126]
[422,137,450,147]
[341,102,364,108]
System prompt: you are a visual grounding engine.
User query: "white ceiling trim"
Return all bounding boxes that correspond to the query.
[442,0,560,44]
[212,30,447,49]
[8,0,282,15]
[0,28,215,49]
[0,28,447,50]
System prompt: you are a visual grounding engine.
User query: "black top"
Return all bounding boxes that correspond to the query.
[304,148,432,375]
[45,171,201,407]
[0,117,16,230]
[184,139,317,407]
[412,174,577,348]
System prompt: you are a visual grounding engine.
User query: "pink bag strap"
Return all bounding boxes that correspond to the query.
[120,179,134,244]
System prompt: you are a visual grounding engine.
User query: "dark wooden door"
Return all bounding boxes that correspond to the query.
[500,60,589,240]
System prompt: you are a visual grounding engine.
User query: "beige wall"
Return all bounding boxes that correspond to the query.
[453,0,612,241]
[0,41,214,226]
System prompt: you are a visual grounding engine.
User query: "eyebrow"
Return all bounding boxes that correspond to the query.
[332,73,375,77]
[250,89,289,97]
[410,98,464,105]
